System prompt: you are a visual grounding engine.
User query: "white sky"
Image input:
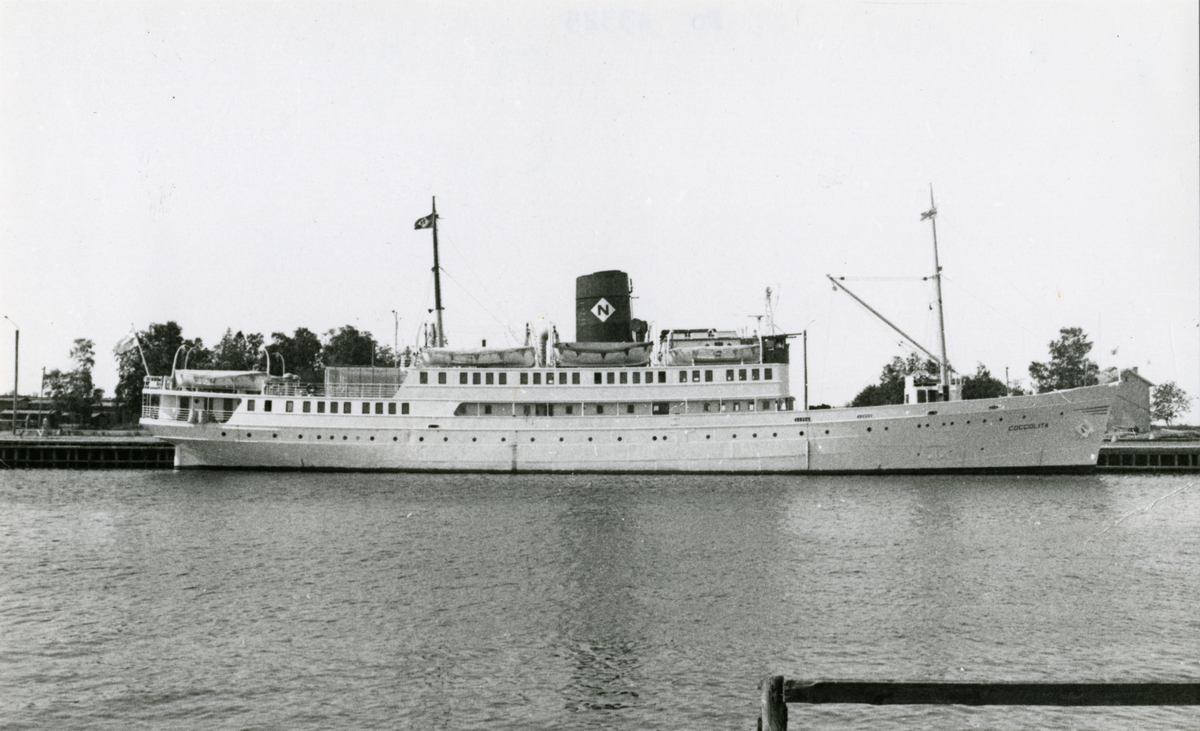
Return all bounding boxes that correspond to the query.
[2,1,1198,417]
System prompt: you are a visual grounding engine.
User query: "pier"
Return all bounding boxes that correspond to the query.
[0,435,175,469]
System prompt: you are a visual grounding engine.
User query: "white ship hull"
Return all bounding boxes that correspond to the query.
[144,382,1114,474]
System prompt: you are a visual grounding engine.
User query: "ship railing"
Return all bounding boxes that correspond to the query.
[757,674,1200,730]
[142,405,237,424]
[262,383,400,399]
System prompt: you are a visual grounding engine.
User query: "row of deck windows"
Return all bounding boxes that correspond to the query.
[247,399,410,415]
[419,368,773,385]
[453,399,791,416]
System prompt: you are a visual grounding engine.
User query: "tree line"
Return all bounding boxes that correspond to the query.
[112,322,402,424]
[850,326,1192,424]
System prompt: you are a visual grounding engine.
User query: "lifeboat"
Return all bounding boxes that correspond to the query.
[663,343,760,365]
[419,346,536,368]
[553,341,653,367]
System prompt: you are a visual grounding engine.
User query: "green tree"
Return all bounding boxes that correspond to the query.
[850,353,940,407]
[321,325,377,367]
[113,322,206,424]
[1151,381,1191,425]
[270,327,323,382]
[45,339,104,426]
[212,329,265,371]
[960,363,1008,400]
[1028,327,1099,393]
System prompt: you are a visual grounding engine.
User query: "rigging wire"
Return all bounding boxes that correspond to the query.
[439,229,522,342]
[440,268,522,345]
[940,273,1042,338]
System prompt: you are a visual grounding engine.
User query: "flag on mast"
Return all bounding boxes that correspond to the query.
[114,332,138,355]
[414,212,436,229]
[921,206,937,221]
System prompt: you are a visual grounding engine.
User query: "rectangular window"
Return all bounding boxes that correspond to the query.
[705,370,713,382]
[559,372,567,384]
[597,405,604,414]
[727,370,735,382]
[247,399,256,412]
[607,372,615,384]
[438,372,447,384]
[620,372,628,384]
[626,404,635,414]
[652,402,670,415]
[565,405,574,415]
[533,372,542,385]
[375,402,383,414]
[420,372,429,384]
[362,402,370,414]
[317,402,326,414]
[703,403,711,412]
[595,372,603,384]
[286,401,294,413]
[657,371,666,384]
[752,368,760,381]
[521,372,529,385]
[302,401,311,413]
[473,372,481,385]
[679,371,688,383]
[343,402,351,413]
[486,372,494,385]
[264,400,273,412]
[523,405,532,416]
[632,372,640,384]
[764,368,773,380]
[484,404,493,415]
[459,372,468,384]
[388,403,396,415]
[499,373,507,385]
[739,369,747,381]
[401,403,410,415]
[572,372,580,385]
[692,370,700,382]
[535,404,548,416]
[748,401,755,411]
[330,401,338,414]
[646,370,654,383]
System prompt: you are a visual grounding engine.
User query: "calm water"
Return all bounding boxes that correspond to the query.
[1,470,1197,730]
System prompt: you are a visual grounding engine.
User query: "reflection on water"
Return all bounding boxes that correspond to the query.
[0,470,1197,730]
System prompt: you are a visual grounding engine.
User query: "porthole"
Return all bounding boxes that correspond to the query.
[752,433,757,438]
[917,424,921,429]
[799,431,805,436]
[419,437,424,442]
[370,436,375,441]
[501,437,506,442]
[663,436,667,441]
[706,435,711,439]
[247,433,252,438]
[999,418,1004,422]
[587,437,592,442]
[472,437,477,442]
[443,437,448,442]
[272,433,278,438]
[733,434,737,439]
[530,437,535,442]
[221,431,226,437]
[559,437,564,442]
[825,430,830,434]
[772,432,777,437]
[317,435,322,440]
[652,436,657,441]
[343,436,347,440]
[866,427,872,432]
[617,437,622,441]
[393,437,398,442]
[298,435,303,439]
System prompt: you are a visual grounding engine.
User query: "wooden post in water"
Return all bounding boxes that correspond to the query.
[759,675,787,731]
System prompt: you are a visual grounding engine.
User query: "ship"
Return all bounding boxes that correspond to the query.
[141,196,1117,473]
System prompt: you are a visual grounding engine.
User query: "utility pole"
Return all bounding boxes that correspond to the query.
[3,316,17,435]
